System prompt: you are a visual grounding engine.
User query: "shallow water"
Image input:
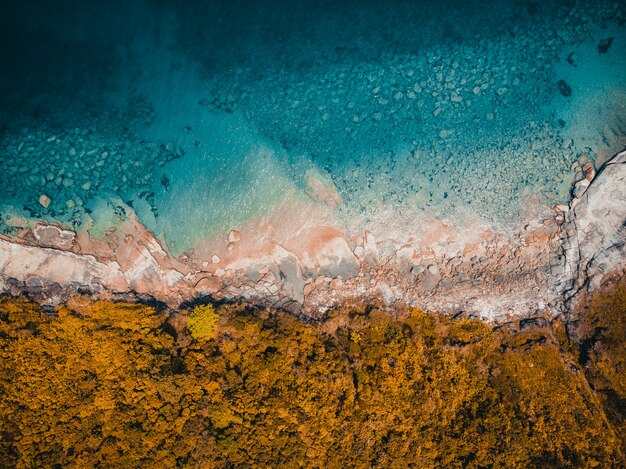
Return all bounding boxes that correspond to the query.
[0,0,624,255]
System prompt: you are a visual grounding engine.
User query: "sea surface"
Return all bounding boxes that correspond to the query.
[1,0,624,255]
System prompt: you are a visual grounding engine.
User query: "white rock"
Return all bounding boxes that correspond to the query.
[227,230,242,243]
[559,150,626,294]
[573,178,590,199]
[353,245,365,259]
[363,231,380,266]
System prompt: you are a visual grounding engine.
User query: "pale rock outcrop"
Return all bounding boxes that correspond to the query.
[222,242,305,303]
[272,245,306,302]
[362,231,380,266]
[38,194,51,208]
[0,237,128,303]
[559,150,626,301]
[293,226,359,279]
[0,209,192,306]
[194,276,221,295]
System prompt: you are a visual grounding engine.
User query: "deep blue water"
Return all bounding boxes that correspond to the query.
[0,0,624,254]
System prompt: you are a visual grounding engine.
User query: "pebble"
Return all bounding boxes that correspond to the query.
[211,255,221,264]
[228,230,241,243]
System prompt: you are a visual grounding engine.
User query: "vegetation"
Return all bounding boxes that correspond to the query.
[0,287,624,467]
[187,304,219,341]
[577,279,626,458]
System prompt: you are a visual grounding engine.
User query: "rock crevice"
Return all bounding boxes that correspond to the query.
[557,150,626,308]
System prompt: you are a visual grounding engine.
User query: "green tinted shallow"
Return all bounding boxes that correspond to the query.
[0,1,624,251]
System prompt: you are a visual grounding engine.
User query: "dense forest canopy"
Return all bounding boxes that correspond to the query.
[0,282,624,467]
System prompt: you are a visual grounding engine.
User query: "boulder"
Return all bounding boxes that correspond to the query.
[294,226,359,279]
[38,194,51,208]
[363,231,380,266]
[227,230,241,243]
[32,224,76,250]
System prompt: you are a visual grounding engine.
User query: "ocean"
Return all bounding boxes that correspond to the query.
[1,0,624,255]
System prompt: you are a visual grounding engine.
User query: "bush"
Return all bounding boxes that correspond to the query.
[187,304,219,341]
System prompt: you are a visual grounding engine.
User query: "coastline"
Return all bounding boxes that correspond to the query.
[1,149,624,322]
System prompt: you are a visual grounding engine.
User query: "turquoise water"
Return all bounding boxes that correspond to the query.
[0,0,624,255]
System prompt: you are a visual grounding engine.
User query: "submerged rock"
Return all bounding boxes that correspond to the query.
[597,37,614,54]
[557,79,572,97]
[38,194,51,208]
[32,224,76,251]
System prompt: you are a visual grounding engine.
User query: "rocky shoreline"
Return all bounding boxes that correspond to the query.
[1,150,624,323]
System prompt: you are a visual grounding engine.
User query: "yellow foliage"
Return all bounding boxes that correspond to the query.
[0,292,624,467]
[187,304,219,341]
[349,330,362,343]
[579,280,626,456]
